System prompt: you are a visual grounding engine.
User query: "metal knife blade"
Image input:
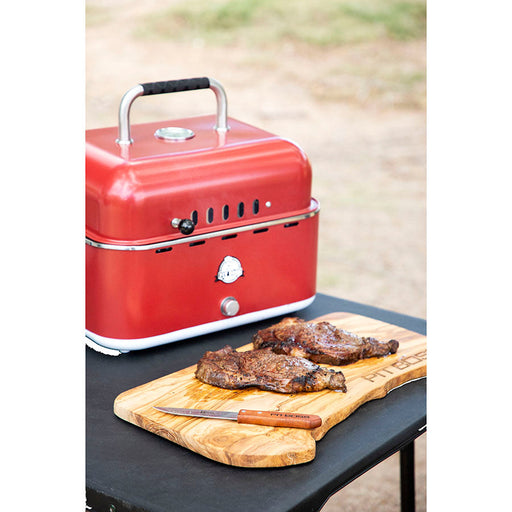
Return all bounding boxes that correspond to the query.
[153,406,238,421]
[153,406,322,429]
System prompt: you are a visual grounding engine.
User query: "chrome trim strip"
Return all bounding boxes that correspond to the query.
[86,201,320,251]
[85,295,316,352]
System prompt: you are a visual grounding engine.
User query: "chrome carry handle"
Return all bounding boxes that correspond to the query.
[116,77,229,145]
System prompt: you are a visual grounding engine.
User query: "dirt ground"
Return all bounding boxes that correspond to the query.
[86,1,426,510]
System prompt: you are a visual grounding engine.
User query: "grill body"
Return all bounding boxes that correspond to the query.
[86,80,319,351]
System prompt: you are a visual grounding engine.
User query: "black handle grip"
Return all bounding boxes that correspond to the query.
[141,77,210,96]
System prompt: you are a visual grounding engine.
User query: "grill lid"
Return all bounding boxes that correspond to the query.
[86,78,313,246]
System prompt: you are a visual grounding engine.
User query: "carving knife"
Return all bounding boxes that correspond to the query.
[153,406,322,429]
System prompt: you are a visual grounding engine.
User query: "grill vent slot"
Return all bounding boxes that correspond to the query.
[156,246,173,253]
[253,228,268,234]
[189,240,205,247]
[187,199,261,227]
[284,222,299,228]
[221,234,237,240]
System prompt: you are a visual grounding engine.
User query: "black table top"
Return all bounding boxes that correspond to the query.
[86,293,426,512]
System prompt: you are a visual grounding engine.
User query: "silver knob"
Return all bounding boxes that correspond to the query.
[220,297,240,317]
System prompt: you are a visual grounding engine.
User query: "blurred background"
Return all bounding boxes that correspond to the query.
[86,0,426,509]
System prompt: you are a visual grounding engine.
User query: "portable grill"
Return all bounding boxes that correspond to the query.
[86,77,319,351]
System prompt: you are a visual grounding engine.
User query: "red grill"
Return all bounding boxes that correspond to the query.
[86,78,319,351]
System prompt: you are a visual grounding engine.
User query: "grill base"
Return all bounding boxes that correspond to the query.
[85,295,315,352]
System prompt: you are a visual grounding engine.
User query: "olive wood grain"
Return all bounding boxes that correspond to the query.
[114,312,426,468]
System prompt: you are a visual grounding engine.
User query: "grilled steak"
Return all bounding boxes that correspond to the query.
[195,345,347,393]
[253,317,399,366]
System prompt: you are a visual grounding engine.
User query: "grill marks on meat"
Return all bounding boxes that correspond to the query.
[253,317,399,366]
[194,318,398,393]
[195,345,347,393]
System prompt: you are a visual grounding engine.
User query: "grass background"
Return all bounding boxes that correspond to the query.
[137,0,426,44]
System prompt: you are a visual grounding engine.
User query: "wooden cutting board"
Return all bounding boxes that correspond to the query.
[114,312,426,468]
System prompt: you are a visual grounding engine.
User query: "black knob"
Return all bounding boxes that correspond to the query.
[171,217,196,235]
[178,218,195,235]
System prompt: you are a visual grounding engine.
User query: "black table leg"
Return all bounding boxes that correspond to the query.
[400,440,415,512]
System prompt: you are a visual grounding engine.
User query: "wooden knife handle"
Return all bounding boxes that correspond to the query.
[237,409,322,429]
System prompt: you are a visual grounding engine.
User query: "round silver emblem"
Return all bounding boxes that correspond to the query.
[154,126,195,141]
[216,256,243,284]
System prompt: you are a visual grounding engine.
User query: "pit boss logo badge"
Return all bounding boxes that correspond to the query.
[216,256,244,283]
